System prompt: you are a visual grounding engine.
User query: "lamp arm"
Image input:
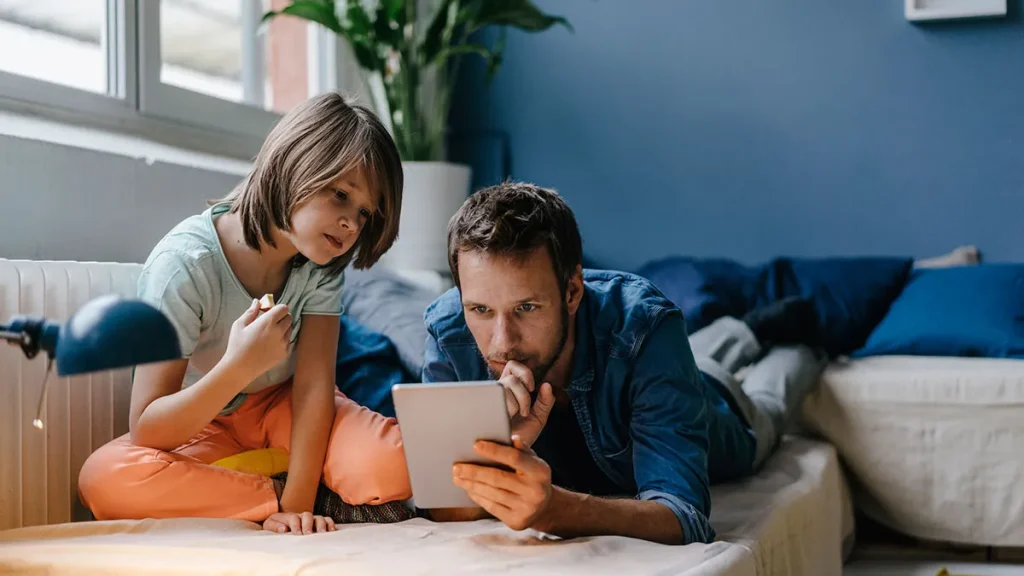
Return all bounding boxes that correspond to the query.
[2,318,59,432]
[0,317,60,360]
[0,328,25,341]
[4,297,182,432]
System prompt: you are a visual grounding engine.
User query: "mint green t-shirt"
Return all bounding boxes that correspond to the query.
[137,202,345,395]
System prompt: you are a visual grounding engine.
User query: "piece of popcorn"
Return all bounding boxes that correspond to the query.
[259,294,275,311]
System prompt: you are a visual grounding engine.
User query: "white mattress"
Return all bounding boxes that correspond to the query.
[801,355,1024,547]
[0,438,852,576]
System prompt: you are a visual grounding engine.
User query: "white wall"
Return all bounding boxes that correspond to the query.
[0,131,247,264]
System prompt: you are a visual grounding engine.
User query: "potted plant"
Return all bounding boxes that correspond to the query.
[263,0,570,271]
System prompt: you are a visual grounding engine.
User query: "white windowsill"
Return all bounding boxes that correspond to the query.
[0,109,252,176]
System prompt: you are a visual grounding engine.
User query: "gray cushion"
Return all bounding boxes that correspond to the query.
[341,265,445,378]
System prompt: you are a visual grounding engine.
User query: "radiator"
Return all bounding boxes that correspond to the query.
[0,259,142,530]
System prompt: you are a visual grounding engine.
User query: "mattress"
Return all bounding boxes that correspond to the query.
[0,438,852,576]
[800,355,1024,547]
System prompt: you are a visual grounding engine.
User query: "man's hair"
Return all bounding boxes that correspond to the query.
[447,182,583,291]
[221,91,403,273]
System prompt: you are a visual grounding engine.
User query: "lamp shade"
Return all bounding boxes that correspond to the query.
[55,295,181,376]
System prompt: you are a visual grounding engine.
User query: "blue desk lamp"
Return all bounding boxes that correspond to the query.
[1,294,181,429]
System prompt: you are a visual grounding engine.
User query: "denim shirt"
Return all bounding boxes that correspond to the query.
[422,270,716,544]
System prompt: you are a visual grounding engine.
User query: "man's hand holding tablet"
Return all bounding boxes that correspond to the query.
[392,372,557,529]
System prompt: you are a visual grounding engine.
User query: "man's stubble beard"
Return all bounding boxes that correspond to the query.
[485,301,570,388]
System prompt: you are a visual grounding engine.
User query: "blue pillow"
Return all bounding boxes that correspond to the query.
[757,257,913,357]
[335,315,415,418]
[853,264,1024,359]
[637,255,913,356]
[636,256,759,334]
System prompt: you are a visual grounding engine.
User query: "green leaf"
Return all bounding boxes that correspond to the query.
[435,42,492,63]
[350,40,380,72]
[342,0,374,37]
[468,0,571,33]
[421,0,457,65]
[337,0,379,71]
[379,0,404,22]
[374,0,405,49]
[262,1,342,34]
[485,27,507,78]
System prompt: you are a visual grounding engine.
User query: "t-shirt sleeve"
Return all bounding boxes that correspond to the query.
[136,251,207,358]
[302,269,346,316]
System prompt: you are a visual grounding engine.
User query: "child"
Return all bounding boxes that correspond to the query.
[78,92,412,535]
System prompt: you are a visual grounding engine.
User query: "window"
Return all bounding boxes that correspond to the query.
[159,0,312,114]
[0,0,349,158]
[161,0,248,103]
[140,0,330,140]
[0,0,108,94]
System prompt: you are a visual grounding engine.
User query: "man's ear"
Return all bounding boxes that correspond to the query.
[565,265,584,315]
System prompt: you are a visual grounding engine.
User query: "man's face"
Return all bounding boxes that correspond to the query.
[458,247,570,384]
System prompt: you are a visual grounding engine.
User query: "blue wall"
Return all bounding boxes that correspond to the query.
[451,1,1024,271]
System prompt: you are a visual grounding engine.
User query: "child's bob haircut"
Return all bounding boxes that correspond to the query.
[222,91,403,273]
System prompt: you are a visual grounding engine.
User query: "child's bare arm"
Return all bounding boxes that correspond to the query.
[129,358,253,450]
[279,314,339,513]
[130,299,291,451]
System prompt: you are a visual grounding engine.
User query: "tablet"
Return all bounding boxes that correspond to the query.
[392,381,512,509]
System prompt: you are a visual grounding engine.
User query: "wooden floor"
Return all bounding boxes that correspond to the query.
[845,561,1024,575]
[844,515,1024,576]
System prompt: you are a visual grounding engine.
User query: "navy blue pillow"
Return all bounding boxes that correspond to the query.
[853,264,1024,359]
[637,255,912,356]
[757,257,913,357]
[636,257,759,333]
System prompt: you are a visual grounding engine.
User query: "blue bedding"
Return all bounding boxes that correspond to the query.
[334,252,957,413]
[636,256,914,357]
[334,315,413,418]
[334,264,445,416]
[334,255,1024,415]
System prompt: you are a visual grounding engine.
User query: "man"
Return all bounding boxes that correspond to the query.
[422,182,826,545]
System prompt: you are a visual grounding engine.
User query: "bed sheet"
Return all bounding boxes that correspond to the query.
[0,438,851,576]
[801,355,1024,546]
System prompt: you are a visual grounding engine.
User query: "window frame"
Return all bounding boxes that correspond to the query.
[0,0,352,160]
[0,0,132,126]
[136,0,279,142]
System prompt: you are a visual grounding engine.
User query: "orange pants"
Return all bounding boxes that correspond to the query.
[78,383,411,522]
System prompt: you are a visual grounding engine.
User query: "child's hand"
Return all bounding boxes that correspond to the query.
[224,298,292,379]
[263,511,336,535]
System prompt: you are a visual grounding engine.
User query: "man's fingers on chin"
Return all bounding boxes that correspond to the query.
[504,362,534,390]
[515,386,531,417]
[503,377,531,416]
[533,386,556,415]
[505,388,519,417]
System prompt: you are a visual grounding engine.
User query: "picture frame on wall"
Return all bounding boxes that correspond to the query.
[905,0,1007,21]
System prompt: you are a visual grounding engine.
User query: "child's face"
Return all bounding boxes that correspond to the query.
[286,167,376,266]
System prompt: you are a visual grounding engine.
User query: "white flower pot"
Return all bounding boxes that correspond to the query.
[378,161,472,274]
